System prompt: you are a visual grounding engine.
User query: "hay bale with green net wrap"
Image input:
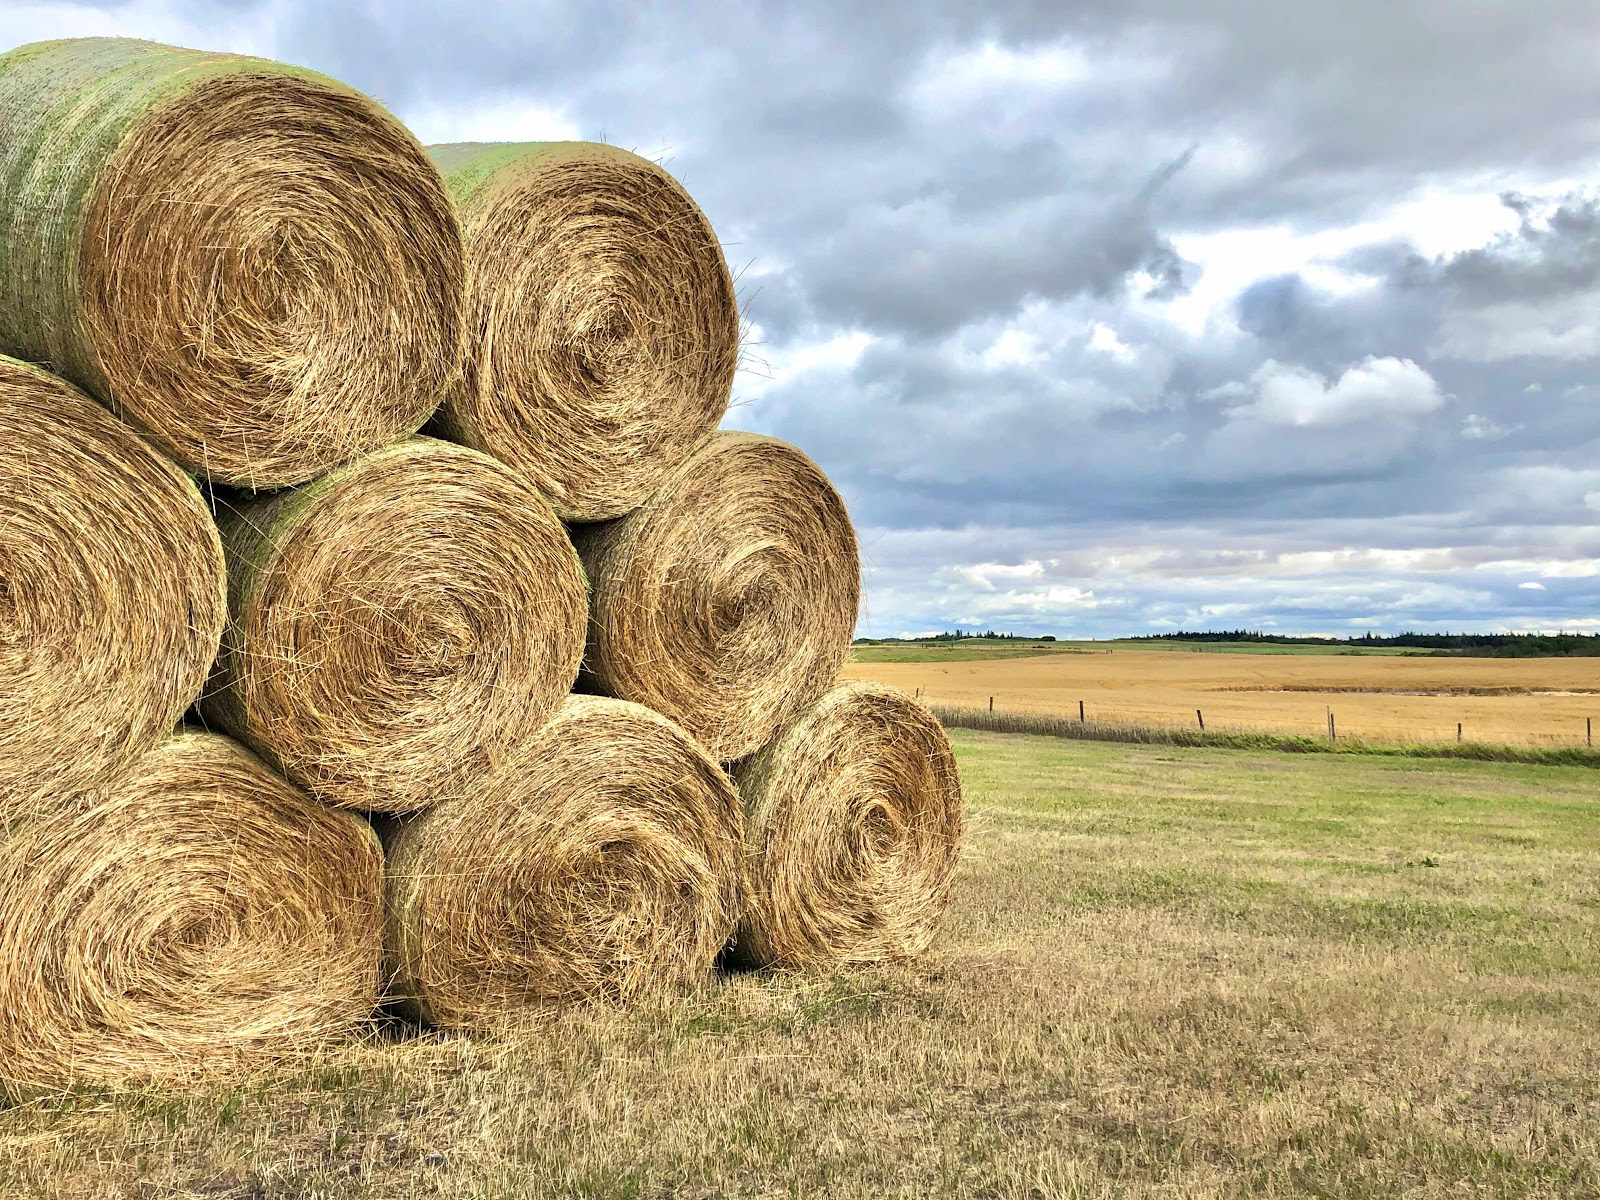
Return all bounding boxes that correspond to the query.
[574,430,860,762]
[0,37,465,488]
[0,353,225,819]
[428,141,738,521]
[381,695,745,1029]
[729,680,964,970]
[202,437,587,813]
[0,731,384,1096]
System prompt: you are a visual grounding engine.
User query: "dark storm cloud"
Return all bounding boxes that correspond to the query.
[1427,195,1600,302]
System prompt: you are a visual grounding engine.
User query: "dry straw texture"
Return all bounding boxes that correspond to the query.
[203,438,587,813]
[575,431,860,762]
[0,731,384,1096]
[0,37,464,488]
[730,681,964,969]
[427,141,738,522]
[381,695,745,1029]
[0,354,224,817]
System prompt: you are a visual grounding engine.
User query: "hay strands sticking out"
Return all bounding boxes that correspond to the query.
[0,37,465,487]
[575,431,860,763]
[428,141,738,521]
[203,437,588,813]
[0,353,225,819]
[382,695,746,1029]
[730,681,964,970]
[0,731,385,1096]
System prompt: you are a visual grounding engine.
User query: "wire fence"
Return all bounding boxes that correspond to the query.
[926,701,1600,768]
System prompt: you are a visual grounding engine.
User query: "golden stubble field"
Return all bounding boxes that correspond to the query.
[845,649,1600,746]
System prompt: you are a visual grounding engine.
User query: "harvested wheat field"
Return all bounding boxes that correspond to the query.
[847,644,1600,746]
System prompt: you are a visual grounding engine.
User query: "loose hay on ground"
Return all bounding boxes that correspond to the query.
[0,354,225,818]
[428,141,738,522]
[575,431,860,762]
[730,680,964,969]
[0,37,464,487]
[381,695,745,1029]
[203,437,587,813]
[0,732,384,1096]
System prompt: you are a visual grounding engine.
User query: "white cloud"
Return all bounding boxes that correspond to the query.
[402,95,583,145]
[947,561,1049,592]
[1437,293,1600,363]
[980,328,1046,369]
[1276,547,1458,574]
[905,41,1094,114]
[1461,413,1515,440]
[1519,581,1547,590]
[1540,561,1600,579]
[1088,322,1137,363]
[738,328,874,398]
[1213,357,1446,427]
[1159,188,1526,338]
[963,585,1102,616]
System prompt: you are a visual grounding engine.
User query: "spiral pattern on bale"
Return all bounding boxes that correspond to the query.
[0,732,384,1096]
[0,38,464,488]
[428,141,738,521]
[0,354,225,817]
[729,681,964,970]
[202,438,586,813]
[574,431,860,763]
[382,695,745,1029]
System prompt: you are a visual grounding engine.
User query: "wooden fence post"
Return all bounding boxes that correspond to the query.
[1196,708,1205,731]
[988,696,994,712]
[1079,699,1085,723]
[1457,722,1462,742]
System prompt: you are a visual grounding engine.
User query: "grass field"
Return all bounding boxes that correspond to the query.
[3,731,1597,1197]
[848,641,1600,747]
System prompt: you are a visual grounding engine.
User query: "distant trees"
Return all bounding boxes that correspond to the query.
[854,629,1061,644]
[1130,630,1600,658]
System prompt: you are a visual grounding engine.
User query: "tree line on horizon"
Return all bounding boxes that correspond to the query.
[1129,630,1600,657]
[854,628,1600,657]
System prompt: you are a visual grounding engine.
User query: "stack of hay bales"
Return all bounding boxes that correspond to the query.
[0,36,964,1092]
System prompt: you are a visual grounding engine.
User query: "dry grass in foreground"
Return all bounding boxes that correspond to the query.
[2,731,1598,1198]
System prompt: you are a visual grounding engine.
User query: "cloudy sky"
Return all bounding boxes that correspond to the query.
[9,2,1600,638]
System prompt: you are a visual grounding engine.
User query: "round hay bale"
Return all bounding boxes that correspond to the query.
[0,38,464,488]
[729,681,964,970]
[382,695,745,1029]
[0,731,384,1095]
[0,354,225,816]
[574,431,859,762]
[202,437,586,813]
[428,141,738,521]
